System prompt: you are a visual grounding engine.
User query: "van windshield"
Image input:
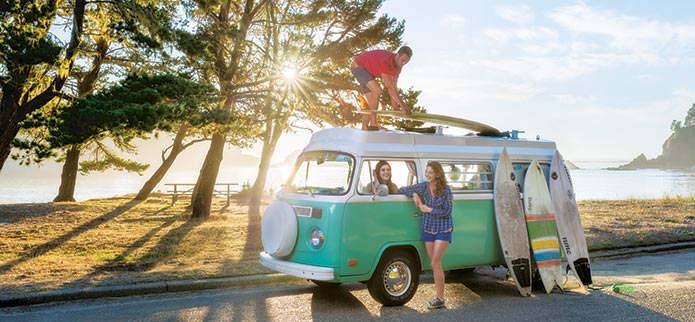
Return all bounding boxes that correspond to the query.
[286,152,354,195]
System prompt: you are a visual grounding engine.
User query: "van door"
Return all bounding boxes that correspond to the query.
[340,160,422,277]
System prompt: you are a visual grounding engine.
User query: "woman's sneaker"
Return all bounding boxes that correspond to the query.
[427,296,445,309]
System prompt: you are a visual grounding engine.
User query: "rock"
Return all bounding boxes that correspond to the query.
[610,153,650,170]
[615,125,695,170]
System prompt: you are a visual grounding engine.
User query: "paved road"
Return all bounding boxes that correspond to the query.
[2,249,694,322]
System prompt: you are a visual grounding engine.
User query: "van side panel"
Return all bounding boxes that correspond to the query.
[338,195,504,278]
[444,197,504,269]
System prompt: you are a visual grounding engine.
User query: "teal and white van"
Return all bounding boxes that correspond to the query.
[259,127,557,305]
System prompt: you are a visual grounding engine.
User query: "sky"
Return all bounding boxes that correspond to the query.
[4,0,695,179]
[266,0,695,163]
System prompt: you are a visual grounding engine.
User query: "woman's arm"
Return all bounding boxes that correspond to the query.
[398,182,426,198]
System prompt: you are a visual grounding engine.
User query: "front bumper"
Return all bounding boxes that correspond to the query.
[259,252,335,281]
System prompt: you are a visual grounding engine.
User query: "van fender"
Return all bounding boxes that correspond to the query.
[367,242,425,278]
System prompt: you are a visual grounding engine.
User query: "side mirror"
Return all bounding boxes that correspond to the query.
[375,184,389,197]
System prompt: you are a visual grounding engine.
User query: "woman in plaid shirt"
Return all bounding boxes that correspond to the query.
[398,161,453,309]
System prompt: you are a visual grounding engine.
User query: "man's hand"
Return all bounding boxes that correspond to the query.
[400,103,412,115]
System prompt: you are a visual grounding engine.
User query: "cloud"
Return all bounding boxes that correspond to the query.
[440,14,465,27]
[495,5,534,25]
[478,3,695,81]
[550,3,695,64]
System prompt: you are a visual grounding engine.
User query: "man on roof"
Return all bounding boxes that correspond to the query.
[351,46,413,131]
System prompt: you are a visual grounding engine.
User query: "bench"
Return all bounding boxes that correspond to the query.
[164,183,241,206]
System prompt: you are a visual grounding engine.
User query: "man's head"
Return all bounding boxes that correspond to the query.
[395,46,412,67]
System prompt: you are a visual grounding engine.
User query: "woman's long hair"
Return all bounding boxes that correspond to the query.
[427,161,448,197]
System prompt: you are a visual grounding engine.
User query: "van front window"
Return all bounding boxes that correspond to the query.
[287,152,354,195]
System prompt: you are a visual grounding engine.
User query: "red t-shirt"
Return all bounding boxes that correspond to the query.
[354,50,401,79]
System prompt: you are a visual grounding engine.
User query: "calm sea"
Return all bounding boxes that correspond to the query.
[1,162,694,204]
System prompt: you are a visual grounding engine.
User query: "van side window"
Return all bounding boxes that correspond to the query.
[438,162,493,192]
[358,160,417,194]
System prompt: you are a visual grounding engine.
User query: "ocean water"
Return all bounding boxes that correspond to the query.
[570,161,695,200]
[1,162,694,204]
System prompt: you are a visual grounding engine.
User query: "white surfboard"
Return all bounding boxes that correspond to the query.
[494,148,532,296]
[549,150,593,286]
[523,160,564,294]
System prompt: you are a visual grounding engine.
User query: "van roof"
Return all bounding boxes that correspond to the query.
[303,127,558,162]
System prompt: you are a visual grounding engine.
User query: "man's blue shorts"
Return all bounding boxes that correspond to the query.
[422,230,452,243]
[351,66,375,93]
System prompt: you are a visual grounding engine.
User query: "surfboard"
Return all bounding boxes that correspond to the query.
[494,148,532,297]
[549,150,593,286]
[523,160,564,294]
[354,110,501,136]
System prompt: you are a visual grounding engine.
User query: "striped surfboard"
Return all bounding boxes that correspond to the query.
[523,160,564,294]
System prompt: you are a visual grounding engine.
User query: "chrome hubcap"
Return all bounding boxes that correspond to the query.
[383,260,411,296]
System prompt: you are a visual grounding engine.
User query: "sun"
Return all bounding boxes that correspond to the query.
[281,67,298,82]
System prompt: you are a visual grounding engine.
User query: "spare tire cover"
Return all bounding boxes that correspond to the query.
[262,201,298,257]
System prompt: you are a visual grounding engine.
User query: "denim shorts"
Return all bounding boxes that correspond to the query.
[422,230,452,243]
[351,66,375,93]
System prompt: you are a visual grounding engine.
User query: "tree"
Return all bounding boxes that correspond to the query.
[174,0,268,218]
[51,1,180,202]
[245,0,412,216]
[9,1,188,201]
[0,0,86,172]
[24,74,224,178]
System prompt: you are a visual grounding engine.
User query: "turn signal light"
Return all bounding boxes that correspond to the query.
[348,258,358,266]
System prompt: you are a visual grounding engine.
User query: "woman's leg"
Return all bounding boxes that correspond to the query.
[431,239,450,298]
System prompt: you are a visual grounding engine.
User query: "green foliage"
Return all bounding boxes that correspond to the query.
[0,1,62,70]
[109,0,177,50]
[671,103,695,132]
[14,73,226,161]
[54,74,224,145]
[79,155,149,175]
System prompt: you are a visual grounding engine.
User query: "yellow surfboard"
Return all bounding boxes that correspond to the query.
[355,110,501,136]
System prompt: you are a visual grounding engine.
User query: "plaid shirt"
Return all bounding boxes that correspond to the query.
[399,182,453,234]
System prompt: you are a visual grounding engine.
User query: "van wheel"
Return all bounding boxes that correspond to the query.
[367,250,419,306]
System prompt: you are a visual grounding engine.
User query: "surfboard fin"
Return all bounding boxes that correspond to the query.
[573,258,593,285]
[511,258,531,288]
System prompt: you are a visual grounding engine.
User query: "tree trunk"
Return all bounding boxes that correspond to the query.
[53,146,80,202]
[53,37,110,201]
[248,117,284,216]
[134,125,189,200]
[0,91,22,172]
[191,132,226,218]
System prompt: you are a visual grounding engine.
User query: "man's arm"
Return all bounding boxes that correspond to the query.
[381,74,412,114]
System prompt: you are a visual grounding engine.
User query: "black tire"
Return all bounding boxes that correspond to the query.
[367,250,420,306]
[310,280,341,288]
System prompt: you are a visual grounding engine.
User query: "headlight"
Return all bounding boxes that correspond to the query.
[310,227,325,248]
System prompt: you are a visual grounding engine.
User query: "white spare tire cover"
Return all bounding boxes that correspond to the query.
[262,201,298,257]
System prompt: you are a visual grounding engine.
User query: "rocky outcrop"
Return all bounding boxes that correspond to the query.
[616,126,695,170]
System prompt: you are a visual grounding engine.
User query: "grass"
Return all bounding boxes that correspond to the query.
[1,194,694,296]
